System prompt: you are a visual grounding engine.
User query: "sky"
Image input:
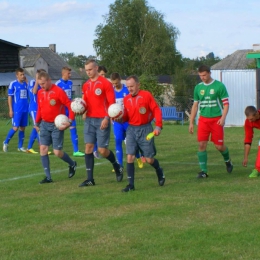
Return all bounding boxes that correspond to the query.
[0,0,259,59]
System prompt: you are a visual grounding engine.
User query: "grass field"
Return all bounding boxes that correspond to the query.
[1,121,260,260]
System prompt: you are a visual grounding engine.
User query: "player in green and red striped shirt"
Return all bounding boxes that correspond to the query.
[189,65,233,178]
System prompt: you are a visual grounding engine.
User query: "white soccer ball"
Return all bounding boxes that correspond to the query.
[108,103,123,119]
[54,114,69,128]
[71,98,86,114]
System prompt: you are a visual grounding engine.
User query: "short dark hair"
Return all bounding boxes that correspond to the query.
[198,65,211,73]
[126,75,139,83]
[245,106,257,116]
[98,65,107,73]
[15,68,24,74]
[110,72,121,81]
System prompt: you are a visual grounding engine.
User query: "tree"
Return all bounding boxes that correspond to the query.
[139,74,165,106]
[93,0,181,76]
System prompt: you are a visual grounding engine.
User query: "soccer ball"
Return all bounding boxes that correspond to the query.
[71,98,86,114]
[108,103,123,119]
[54,114,69,128]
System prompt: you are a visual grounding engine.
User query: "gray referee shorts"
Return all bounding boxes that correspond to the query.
[84,117,110,148]
[126,123,156,158]
[39,121,64,150]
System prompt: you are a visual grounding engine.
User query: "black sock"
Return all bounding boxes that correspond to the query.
[61,152,74,166]
[151,158,160,170]
[151,158,163,177]
[85,153,94,180]
[127,163,135,186]
[106,150,120,171]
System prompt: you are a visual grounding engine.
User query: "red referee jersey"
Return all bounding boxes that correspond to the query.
[244,110,260,143]
[36,84,75,123]
[122,90,162,128]
[82,76,115,118]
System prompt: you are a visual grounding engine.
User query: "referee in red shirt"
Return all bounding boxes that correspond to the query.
[121,75,165,192]
[79,59,123,187]
[35,71,77,184]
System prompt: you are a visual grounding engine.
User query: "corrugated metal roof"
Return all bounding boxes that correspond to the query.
[0,72,34,86]
[211,49,254,70]
[20,47,82,80]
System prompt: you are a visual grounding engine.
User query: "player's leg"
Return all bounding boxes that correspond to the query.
[122,125,137,192]
[52,123,77,179]
[38,121,53,183]
[211,117,233,173]
[17,112,28,152]
[249,146,260,177]
[3,114,20,152]
[69,120,84,157]
[27,111,39,153]
[93,142,100,159]
[114,122,125,167]
[79,117,96,187]
[96,118,123,182]
[197,116,210,178]
[137,124,165,187]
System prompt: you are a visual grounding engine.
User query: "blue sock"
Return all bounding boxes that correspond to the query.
[70,128,79,152]
[27,128,38,149]
[4,128,16,144]
[115,139,123,166]
[135,150,140,159]
[18,130,25,148]
[93,142,98,153]
[41,155,51,179]
[61,152,74,166]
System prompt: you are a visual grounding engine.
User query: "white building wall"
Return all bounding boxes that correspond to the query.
[211,70,257,126]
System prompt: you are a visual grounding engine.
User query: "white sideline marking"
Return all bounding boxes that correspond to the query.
[0,162,106,183]
[0,161,250,183]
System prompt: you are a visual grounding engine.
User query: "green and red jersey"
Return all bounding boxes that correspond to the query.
[193,79,229,118]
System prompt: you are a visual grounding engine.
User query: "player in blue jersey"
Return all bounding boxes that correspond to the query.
[56,67,84,157]
[110,72,144,169]
[3,68,28,152]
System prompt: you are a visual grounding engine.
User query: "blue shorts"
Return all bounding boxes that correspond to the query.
[39,121,64,150]
[126,123,156,158]
[113,121,129,140]
[84,117,110,148]
[12,111,28,127]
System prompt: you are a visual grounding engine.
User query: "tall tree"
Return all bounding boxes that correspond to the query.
[94,0,181,76]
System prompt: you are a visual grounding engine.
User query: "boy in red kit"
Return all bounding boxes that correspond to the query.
[243,106,260,177]
[78,60,123,187]
[35,71,77,184]
[120,75,165,192]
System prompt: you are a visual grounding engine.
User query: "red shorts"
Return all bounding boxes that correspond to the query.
[197,116,224,145]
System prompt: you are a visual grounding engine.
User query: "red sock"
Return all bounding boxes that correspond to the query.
[255,146,260,172]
